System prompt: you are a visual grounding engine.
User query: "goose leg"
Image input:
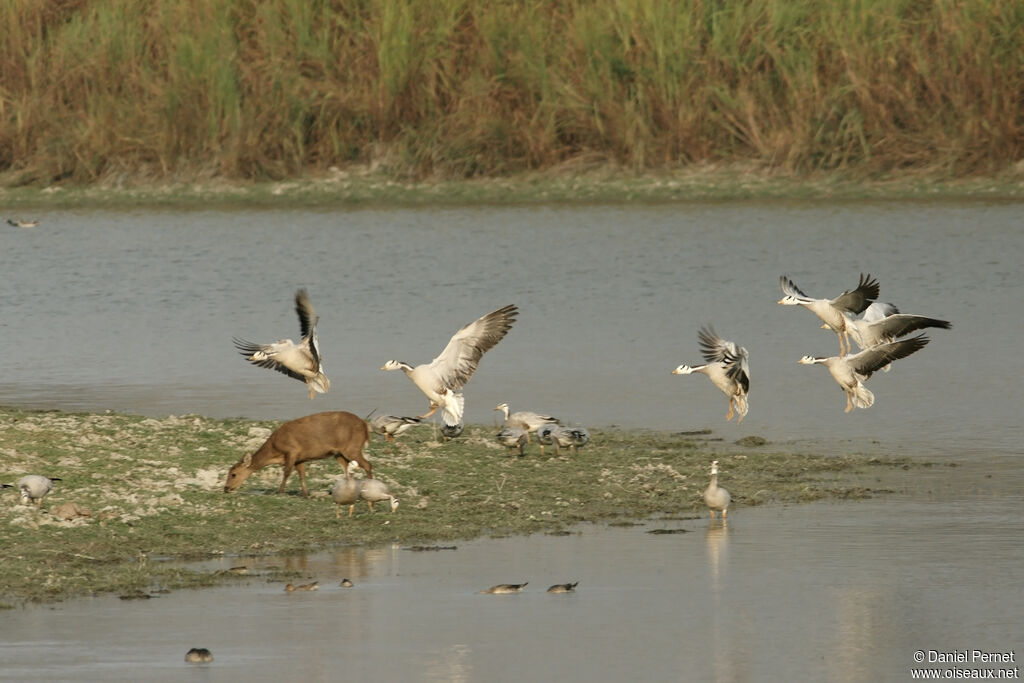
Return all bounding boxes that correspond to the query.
[307,382,315,400]
[725,400,735,421]
[418,404,439,419]
[844,392,853,413]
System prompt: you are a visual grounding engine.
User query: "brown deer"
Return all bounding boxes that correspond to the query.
[224,411,371,498]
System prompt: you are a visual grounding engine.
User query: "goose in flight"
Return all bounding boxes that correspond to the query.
[840,302,951,351]
[233,288,329,399]
[779,273,880,355]
[672,326,750,423]
[798,334,930,412]
[381,304,518,426]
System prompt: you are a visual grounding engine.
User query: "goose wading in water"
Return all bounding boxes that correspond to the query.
[778,273,880,356]
[704,460,731,519]
[233,288,330,399]
[799,334,930,412]
[494,402,559,443]
[381,304,518,426]
[2,475,62,507]
[369,414,425,442]
[672,326,750,423]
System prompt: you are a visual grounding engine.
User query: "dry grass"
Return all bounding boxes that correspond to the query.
[1,0,1021,185]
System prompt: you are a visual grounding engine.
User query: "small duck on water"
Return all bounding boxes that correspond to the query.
[479,582,528,594]
[547,582,579,593]
[284,581,319,592]
[185,648,214,663]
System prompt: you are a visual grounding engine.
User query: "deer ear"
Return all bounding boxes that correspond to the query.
[242,453,253,468]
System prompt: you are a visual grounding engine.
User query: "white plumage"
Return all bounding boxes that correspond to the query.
[778,273,880,356]
[673,326,751,423]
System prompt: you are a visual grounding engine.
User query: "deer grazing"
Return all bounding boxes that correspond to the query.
[224,411,371,498]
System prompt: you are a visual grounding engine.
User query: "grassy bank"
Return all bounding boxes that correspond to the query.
[0,407,908,605]
[1,1,1021,186]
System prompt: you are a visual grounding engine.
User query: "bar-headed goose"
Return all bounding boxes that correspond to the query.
[799,334,930,412]
[359,477,399,513]
[479,582,528,594]
[840,303,951,351]
[369,415,425,442]
[541,424,591,455]
[779,273,880,356]
[331,461,360,518]
[233,288,329,399]
[703,460,731,519]
[494,402,558,442]
[672,326,750,423]
[381,305,518,426]
[496,426,528,456]
[2,475,62,507]
[6,218,39,228]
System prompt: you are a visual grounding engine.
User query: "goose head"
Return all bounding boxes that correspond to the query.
[798,355,826,365]
[380,360,409,372]
[672,364,695,375]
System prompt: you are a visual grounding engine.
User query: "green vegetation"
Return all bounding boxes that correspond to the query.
[0,407,907,605]
[1,1,1021,186]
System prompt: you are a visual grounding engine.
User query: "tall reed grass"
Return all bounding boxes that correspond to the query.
[1,0,1020,183]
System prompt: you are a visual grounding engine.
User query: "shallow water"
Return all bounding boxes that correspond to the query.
[0,456,1020,682]
[0,201,1021,456]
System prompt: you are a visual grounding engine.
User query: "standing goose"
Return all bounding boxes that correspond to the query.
[778,274,880,356]
[369,415,425,442]
[233,289,330,399]
[496,426,528,456]
[672,326,750,423]
[703,460,731,519]
[381,305,518,426]
[542,425,591,455]
[359,477,399,513]
[331,461,360,518]
[2,475,62,507]
[799,334,930,412]
[494,402,559,442]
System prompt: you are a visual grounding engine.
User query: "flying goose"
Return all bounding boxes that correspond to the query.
[798,334,930,412]
[703,460,731,519]
[672,326,750,423]
[358,477,399,513]
[479,582,528,594]
[496,426,528,456]
[381,304,518,426]
[6,218,39,228]
[233,289,330,399]
[369,415,425,442]
[494,402,559,442]
[840,304,951,351]
[2,475,62,507]
[779,273,880,356]
[331,461,360,518]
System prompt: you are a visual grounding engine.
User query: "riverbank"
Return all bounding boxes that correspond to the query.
[2,164,1024,210]
[0,407,917,605]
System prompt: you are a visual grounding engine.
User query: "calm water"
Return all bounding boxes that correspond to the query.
[0,201,1021,456]
[0,457,1020,682]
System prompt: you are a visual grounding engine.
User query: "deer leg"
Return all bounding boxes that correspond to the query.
[295,462,309,498]
[279,462,294,494]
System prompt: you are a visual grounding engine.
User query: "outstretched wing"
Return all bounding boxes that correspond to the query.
[849,334,929,379]
[830,273,879,314]
[427,304,518,390]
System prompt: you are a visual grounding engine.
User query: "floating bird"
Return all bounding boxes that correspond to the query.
[494,403,559,443]
[284,581,319,592]
[2,475,62,507]
[381,305,517,426]
[6,218,39,228]
[479,582,528,594]
[799,334,930,412]
[358,477,399,513]
[704,460,731,519]
[779,274,880,356]
[496,426,528,456]
[339,578,354,588]
[369,415,425,442]
[440,422,464,441]
[185,648,214,663]
[233,288,329,399]
[672,326,750,423]
[547,582,579,593]
[331,461,360,518]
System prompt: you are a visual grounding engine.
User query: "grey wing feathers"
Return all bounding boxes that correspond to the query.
[294,289,317,339]
[697,326,734,363]
[830,273,879,314]
[872,314,951,340]
[231,337,307,382]
[430,304,518,390]
[850,334,930,378]
[779,275,812,301]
